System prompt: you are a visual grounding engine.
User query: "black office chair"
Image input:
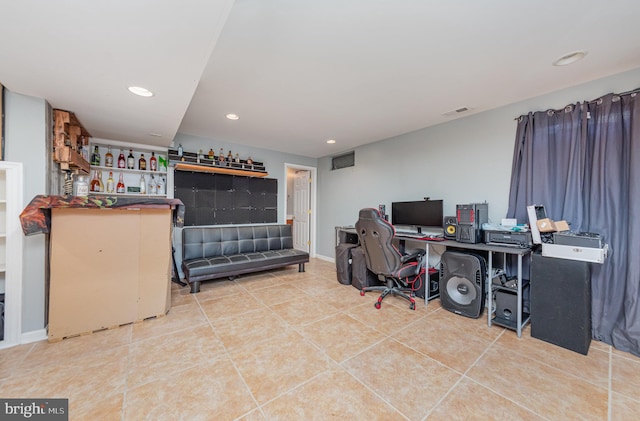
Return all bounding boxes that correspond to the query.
[355,208,425,310]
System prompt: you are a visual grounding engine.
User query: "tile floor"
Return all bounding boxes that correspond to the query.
[1,258,639,420]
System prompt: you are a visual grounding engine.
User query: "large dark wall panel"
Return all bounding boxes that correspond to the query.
[175,171,278,226]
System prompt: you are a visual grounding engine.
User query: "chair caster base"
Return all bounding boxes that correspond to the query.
[374,301,381,309]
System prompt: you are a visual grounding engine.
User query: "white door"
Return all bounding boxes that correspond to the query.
[293,170,310,252]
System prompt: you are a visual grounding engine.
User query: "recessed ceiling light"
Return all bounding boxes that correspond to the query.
[226,113,240,120]
[128,86,154,97]
[552,50,587,66]
[326,139,336,144]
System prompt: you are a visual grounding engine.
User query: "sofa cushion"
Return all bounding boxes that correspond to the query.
[183,248,309,281]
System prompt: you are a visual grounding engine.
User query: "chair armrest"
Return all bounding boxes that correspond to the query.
[401,249,425,263]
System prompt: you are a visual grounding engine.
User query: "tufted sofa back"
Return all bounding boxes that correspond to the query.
[182,225,295,261]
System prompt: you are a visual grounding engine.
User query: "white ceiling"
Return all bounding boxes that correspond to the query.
[2,0,640,158]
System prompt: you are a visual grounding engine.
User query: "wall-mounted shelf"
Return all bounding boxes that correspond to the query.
[174,162,269,177]
[52,109,91,174]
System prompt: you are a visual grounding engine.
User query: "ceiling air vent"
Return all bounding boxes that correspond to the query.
[331,151,355,170]
[443,106,473,117]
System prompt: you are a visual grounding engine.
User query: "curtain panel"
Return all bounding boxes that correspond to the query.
[507,91,640,357]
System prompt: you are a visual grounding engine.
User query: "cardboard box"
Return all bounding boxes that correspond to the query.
[536,218,556,232]
[48,207,172,340]
[536,218,569,233]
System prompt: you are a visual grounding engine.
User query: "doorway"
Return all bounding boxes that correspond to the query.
[284,163,316,257]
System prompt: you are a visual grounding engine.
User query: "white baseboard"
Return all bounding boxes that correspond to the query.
[315,254,334,263]
[21,328,47,344]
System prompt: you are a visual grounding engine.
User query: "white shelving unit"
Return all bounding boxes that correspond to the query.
[88,138,171,198]
[0,162,24,348]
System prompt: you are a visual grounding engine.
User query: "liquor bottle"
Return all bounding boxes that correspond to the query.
[90,170,101,192]
[150,152,157,171]
[197,150,202,164]
[91,145,101,166]
[177,144,184,157]
[247,157,253,165]
[127,149,135,169]
[105,146,114,167]
[148,175,157,195]
[139,174,146,195]
[235,153,240,163]
[116,172,125,193]
[117,151,126,168]
[218,148,225,164]
[106,171,115,193]
[156,176,165,195]
[138,153,146,170]
[208,148,214,159]
[98,170,104,192]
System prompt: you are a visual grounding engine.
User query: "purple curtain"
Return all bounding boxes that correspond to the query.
[507,91,640,357]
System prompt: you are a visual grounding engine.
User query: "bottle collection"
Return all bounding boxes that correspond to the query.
[175,144,254,169]
[88,145,167,196]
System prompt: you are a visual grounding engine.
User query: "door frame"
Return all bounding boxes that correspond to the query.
[284,163,316,258]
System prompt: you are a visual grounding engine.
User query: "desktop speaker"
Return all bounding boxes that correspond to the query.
[439,251,486,318]
[443,216,457,239]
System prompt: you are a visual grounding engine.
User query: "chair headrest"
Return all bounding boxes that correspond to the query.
[358,208,381,220]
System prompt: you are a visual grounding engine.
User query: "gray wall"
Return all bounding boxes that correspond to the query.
[4,91,48,333]
[316,67,640,259]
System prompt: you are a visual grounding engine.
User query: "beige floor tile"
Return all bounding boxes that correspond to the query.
[427,377,544,420]
[612,345,640,361]
[611,353,640,400]
[131,301,207,342]
[345,299,429,336]
[210,307,290,351]
[228,329,334,404]
[0,343,34,380]
[124,357,257,421]
[127,324,226,388]
[591,338,612,353]
[498,328,610,388]
[261,367,405,420]
[467,347,608,420]
[16,325,131,374]
[194,278,246,301]
[294,275,348,296]
[392,309,500,373]
[270,294,340,326]
[300,312,386,363]
[247,282,304,306]
[0,346,128,403]
[70,392,124,421]
[611,391,640,421]
[171,285,197,307]
[198,290,268,321]
[310,284,380,311]
[344,337,461,420]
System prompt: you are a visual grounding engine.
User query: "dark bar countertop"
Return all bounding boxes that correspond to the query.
[19,195,185,236]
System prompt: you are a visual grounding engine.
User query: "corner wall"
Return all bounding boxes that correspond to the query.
[4,91,48,333]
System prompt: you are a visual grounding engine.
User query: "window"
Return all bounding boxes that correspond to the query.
[331,151,354,170]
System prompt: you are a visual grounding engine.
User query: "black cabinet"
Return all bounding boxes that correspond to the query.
[530,252,591,354]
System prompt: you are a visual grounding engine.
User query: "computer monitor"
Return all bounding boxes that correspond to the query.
[391,200,444,232]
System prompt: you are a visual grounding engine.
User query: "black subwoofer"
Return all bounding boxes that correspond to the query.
[439,251,486,318]
[530,252,591,355]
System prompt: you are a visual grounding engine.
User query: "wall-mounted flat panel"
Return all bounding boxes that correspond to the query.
[175,171,278,226]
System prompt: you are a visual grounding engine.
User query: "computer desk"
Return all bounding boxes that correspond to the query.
[335,227,532,337]
[397,235,532,337]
